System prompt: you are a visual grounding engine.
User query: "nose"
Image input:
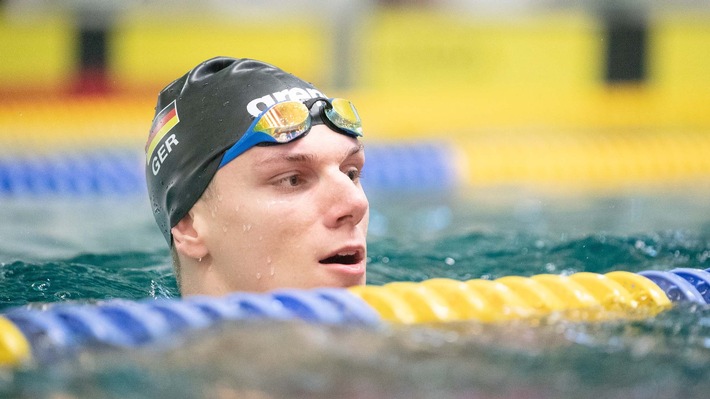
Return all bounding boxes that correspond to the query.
[322,170,369,229]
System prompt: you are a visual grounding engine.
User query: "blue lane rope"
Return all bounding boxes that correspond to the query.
[362,142,457,192]
[638,270,706,304]
[0,151,144,196]
[0,143,458,196]
[4,289,381,362]
[670,268,710,303]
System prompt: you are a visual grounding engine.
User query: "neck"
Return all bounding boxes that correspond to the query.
[178,255,231,297]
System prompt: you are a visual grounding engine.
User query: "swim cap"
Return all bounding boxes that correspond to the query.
[145,57,326,245]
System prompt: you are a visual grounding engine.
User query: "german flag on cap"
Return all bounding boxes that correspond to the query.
[145,101,180,163]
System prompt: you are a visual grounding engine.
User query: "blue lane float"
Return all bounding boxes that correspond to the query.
[0,151,144,196]
[362,142,458,192]
[638,270,707,304]
[0,143,459,196]
[3,289,381,363]
[670,268,710,303]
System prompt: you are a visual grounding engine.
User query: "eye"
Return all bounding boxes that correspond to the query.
[287,175,301,186]
[345,167,361,182]
[275,174,303,188]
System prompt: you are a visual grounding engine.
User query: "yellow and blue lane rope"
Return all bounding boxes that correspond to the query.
[1,267,708,367]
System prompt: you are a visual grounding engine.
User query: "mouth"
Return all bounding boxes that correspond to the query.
[319,248,365,266]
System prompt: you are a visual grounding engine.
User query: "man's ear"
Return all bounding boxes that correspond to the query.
[171,213,209,260]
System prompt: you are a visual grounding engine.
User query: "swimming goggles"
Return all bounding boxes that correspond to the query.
[218,97,363,168]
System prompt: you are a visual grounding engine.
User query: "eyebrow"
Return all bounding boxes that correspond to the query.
[345,143,365,159]
[257,143,364,166]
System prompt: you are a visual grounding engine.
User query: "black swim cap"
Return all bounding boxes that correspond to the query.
[145,57,325,245]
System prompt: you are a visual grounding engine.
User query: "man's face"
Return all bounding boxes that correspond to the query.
[190,125,369,293]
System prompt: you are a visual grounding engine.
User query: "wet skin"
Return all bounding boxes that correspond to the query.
[172,125,369,296]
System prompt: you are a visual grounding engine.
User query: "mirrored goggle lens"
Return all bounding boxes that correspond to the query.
[325,98,363,137]
[253,101,311,142]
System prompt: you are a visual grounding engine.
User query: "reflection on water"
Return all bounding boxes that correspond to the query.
[5,309,710,399]
[1,184,710,397]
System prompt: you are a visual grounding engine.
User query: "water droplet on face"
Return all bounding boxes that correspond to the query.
[243,224,252,232]
[269,264,275,276]
[222,225,228,233]
[266,256,272,264]
[256,272,262,280]
[234,205,240,212]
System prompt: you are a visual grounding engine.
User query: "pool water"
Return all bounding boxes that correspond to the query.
[2,184,710,398]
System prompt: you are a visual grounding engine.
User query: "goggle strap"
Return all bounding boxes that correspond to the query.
[219,131,278,168]
[303,97,329,110]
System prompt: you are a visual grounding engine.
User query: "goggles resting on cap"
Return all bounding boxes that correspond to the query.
[218,97,362,168]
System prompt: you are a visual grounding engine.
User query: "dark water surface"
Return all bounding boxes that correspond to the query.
[1,185,710,398]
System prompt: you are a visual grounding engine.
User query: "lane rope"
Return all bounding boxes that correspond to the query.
[2,268,708,366]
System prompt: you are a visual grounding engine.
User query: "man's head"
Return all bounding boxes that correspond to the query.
[145,57,369,296]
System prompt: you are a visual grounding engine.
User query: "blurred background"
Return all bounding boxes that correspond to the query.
[1,0,709,192]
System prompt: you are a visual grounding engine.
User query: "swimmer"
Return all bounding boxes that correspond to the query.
[145,57,369,296]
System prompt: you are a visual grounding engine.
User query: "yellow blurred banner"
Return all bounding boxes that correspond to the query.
[1,7,709,131]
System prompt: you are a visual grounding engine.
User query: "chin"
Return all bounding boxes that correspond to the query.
[328,272,366,289]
